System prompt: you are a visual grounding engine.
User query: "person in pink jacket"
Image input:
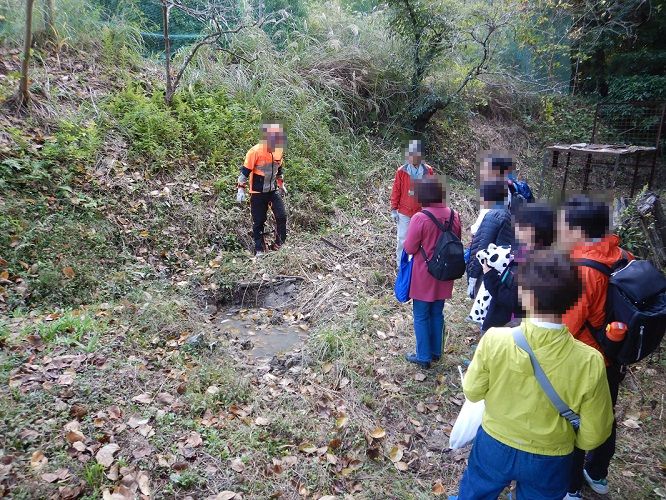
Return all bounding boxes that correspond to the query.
[403,175,462,368]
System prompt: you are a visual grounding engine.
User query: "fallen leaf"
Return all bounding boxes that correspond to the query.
[132,445,153,460]
[69,404,88,420]
[388,446,403,463]
[206,385,220,396]
[132,393,152,404]
[622,418,640,429]
[432,481,445,496]
[96,443,120,468]
[156,392,175,405]
[414,372,426,381]
[255,417,270,426]
[30,450,48,470]
[108,406,122,420]
[230,458,245,473]
[184,431,203,448]
[72,441,87,452]
[369,427,386,439]
[137,424,154,437]
[128,416,150,429]
[59,481,85,500]
[335,415,348,429]
[42,468,71,483]
[322,363,333,374]
[298,442,318,454]
[394,461,409,471]
[66,430,85,444]
[136,471,151,496]
[62,267,75,279]
[102,484,133,500]
[209,492,237,500]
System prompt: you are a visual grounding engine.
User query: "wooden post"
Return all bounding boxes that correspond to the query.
[636,191,666,269]
[162,1,173,105]
[19,0,36,107]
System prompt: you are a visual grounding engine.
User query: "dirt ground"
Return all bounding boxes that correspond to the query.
[1,179,665,499]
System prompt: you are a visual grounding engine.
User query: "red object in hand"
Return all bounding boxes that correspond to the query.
[606,321,628,342]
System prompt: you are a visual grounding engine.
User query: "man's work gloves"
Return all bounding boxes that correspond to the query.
[391,209,399,223]
[236,187,246,203]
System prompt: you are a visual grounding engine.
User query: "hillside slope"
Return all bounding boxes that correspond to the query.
[1,45,665,500]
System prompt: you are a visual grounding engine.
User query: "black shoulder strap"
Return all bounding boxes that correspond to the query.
[577,249,630,277]
[421,209,448,233]
[577,258,612,276]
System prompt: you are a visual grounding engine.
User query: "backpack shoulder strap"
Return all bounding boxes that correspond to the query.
[446,209,456,231]
[512,326,580,431]
[421,209,447,233]
[576,258,612,276]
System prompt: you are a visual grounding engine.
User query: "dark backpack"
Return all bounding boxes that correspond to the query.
[578,254,666,365]
[419,209,466,281]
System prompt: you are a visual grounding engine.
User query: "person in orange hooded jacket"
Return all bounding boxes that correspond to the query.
[558,195,633,499]
[390,140,434,268]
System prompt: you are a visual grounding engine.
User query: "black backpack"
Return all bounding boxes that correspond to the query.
[419,209,466,281]
[578,254,666,365]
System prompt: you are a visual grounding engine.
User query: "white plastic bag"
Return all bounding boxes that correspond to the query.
[449,366,485,449]
[449,398,485,449]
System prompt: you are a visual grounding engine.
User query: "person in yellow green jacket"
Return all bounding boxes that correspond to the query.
[454,251,613,500]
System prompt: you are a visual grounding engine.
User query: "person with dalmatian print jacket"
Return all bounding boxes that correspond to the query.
[480,202,556,332]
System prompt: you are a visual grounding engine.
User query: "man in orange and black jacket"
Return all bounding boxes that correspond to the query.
[237,124,287,256]
[558,195,634,499]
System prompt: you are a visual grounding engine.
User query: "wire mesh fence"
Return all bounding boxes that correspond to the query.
[542,101,665,198]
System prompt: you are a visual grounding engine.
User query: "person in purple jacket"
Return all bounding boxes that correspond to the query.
[403,175,462,368]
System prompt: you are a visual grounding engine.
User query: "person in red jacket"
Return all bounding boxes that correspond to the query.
[390,140,434,267]
[558,195,634,499]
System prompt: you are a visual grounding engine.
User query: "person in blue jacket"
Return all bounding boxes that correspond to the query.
[466,180,514,300]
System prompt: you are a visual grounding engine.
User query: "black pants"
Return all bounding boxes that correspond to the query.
[250,191,287,252]
[568,363,626,491]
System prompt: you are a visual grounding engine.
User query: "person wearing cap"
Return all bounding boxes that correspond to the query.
[390,140,434,268]
[237,124,287,256]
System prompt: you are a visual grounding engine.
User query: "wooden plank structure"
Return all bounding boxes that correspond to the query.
[543,101,666,197]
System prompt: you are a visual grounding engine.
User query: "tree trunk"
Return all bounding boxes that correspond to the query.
[19,0,36,107]
[44,0,56,39]
[593,46,608,97]
[162,2,173,105]
[568,45,579,95]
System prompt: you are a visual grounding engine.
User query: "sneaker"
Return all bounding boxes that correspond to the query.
[583,469,609,494]
[563,492,583,499]
[404,353,431,369]
[254,251,265,258]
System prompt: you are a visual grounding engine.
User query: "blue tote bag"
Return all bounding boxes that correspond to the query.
[394,249,413,303]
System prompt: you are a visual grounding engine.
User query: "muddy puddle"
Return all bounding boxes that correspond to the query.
[214,308,308,361]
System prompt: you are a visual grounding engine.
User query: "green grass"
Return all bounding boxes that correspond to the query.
[36,310,102,347]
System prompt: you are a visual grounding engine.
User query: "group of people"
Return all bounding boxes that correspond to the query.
[238,128,638,498]
[390,142,631,499]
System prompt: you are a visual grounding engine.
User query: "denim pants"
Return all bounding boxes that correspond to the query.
[412,299,445,362]
[458,427,572,500]
[568,363,625,491]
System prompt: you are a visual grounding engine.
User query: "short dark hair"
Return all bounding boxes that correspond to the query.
[514,202,556,248]
[516,250,582,316]
[480,180,508,203]
[491,156,513,174]
[562,195,610,239]
[414,176,444,206]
